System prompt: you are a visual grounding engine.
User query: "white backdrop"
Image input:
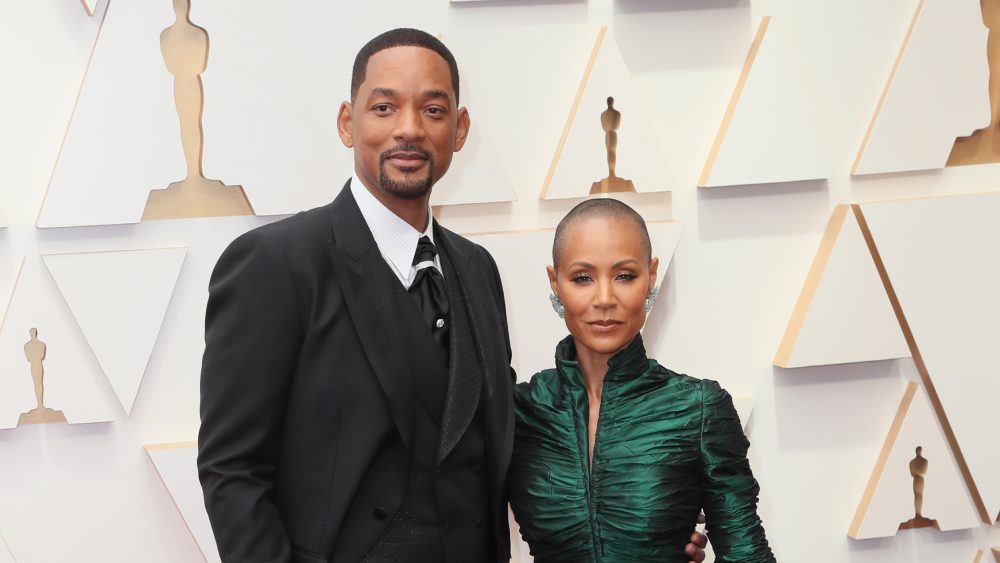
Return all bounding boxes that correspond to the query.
[1,0,999,561]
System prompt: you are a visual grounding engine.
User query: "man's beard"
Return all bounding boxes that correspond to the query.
[378,145,435,199]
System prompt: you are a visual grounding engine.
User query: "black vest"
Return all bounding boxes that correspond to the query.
[363,242,492,563]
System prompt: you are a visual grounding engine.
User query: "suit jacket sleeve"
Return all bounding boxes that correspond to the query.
[198,229,303,563]
[484,249,516,385]
[699,380,776,563]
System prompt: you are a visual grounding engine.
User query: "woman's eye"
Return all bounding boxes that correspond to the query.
[571,274,593,284]
[616,273,637,281]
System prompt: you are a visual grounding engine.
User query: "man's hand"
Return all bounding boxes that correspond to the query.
[685,512,708,563]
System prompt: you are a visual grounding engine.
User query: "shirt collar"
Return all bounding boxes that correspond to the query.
[350,174,435,285]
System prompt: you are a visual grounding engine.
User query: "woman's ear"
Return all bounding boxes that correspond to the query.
[547,265,558,296]
[648,257,659,293]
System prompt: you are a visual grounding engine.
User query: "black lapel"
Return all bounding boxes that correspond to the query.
[441,228,514,494]
[327,181,414,449]
[434,225,513,471]
[436,232,482,464]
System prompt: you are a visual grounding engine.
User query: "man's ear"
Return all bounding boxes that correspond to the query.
[453,106,470,152]
[337,101,354,148]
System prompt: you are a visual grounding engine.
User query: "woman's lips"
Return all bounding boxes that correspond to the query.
[587,320,622,333]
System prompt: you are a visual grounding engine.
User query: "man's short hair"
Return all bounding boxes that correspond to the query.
[552,198,652,269]
[351,28,460,104]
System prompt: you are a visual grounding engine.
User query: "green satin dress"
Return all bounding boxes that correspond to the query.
[509,335,775,562]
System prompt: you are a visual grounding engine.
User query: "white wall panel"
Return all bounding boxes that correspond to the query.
[775,205,909,368]
[0,258,114,427]
[541,27,676,200]
[700,17,830,188]
[146,443,217,563]
[860,192,1000,519]
[853,0,989,175]
[849,381,981,539]
[43,248,187,415]
[38,0,184,228]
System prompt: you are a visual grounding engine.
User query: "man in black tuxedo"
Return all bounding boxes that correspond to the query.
[197,28,708,563]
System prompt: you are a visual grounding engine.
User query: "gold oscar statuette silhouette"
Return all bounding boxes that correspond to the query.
[17,328,67,425]
[142,0,254,221]
[590,96,636,194]
[948,0,1000,166]
[899,446,940,530]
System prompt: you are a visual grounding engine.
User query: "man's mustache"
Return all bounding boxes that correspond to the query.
[380,145,432,163]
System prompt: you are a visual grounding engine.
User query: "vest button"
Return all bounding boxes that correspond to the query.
[373,507,388,520]
[474,518,484,528]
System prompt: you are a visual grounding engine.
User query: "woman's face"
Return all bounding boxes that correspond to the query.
[548,215,658,362]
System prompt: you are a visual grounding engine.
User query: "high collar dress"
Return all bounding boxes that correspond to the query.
[508,335,775,562]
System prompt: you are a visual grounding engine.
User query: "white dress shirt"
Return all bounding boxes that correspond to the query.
[350,175,442,289]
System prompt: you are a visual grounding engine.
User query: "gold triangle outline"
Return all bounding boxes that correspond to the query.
[539,26,607,200]
[851,0,925,175]
[699,16,772,188]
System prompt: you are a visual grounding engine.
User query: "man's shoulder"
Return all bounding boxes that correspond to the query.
[436,223,496,269]
[230,203,332,252]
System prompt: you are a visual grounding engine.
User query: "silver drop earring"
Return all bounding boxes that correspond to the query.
[549,293,565,318]
[644,286,659,314]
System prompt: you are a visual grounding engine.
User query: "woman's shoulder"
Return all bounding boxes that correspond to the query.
[513,369,561,406]
[644,363,734,405]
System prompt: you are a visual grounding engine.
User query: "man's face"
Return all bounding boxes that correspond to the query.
[338,46,469,201]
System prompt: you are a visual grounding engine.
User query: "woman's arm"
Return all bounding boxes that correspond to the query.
[699,379,776,563]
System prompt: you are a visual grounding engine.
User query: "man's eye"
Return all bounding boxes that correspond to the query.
[373,104,392,113]
[426,107,445,117]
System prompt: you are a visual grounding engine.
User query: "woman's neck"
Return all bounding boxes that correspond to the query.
[576,346,611,400]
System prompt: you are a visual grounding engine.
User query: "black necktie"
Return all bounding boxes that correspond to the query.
[409,236,450,350]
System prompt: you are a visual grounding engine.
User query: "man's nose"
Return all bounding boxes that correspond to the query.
[393,107,426,142]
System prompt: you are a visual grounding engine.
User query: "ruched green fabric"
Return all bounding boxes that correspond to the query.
[509,335,775,562]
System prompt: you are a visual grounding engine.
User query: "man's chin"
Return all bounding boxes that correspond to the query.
[378,178,433,200]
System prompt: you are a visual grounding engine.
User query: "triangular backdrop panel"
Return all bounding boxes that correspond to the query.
[0,533,13,563]
[146,443,219,563]
[43,248,187,415]
[859,192,1000,518]
[429,35,517,207]
[469,221,682,379]
[0,259,114,428]
[849,381,980,539]
[775,205,909,368]
[733,396,754,431]
[80,0,98,16]
[700,17,830,188]
[852,0,989,175]
[39,0,184,227]
[195,2,343,216]
[541,27,675,200]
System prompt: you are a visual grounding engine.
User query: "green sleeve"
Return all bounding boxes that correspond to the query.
[699,379,776,562]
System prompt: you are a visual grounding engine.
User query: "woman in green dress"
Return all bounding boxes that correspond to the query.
[508,199,775,562]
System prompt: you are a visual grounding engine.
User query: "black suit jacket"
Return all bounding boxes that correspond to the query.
[198,182,515,563]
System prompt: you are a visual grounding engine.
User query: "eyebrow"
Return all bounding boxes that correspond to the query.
[365,87,453,107]
[566,259,640,269]
[366,87,398,101]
